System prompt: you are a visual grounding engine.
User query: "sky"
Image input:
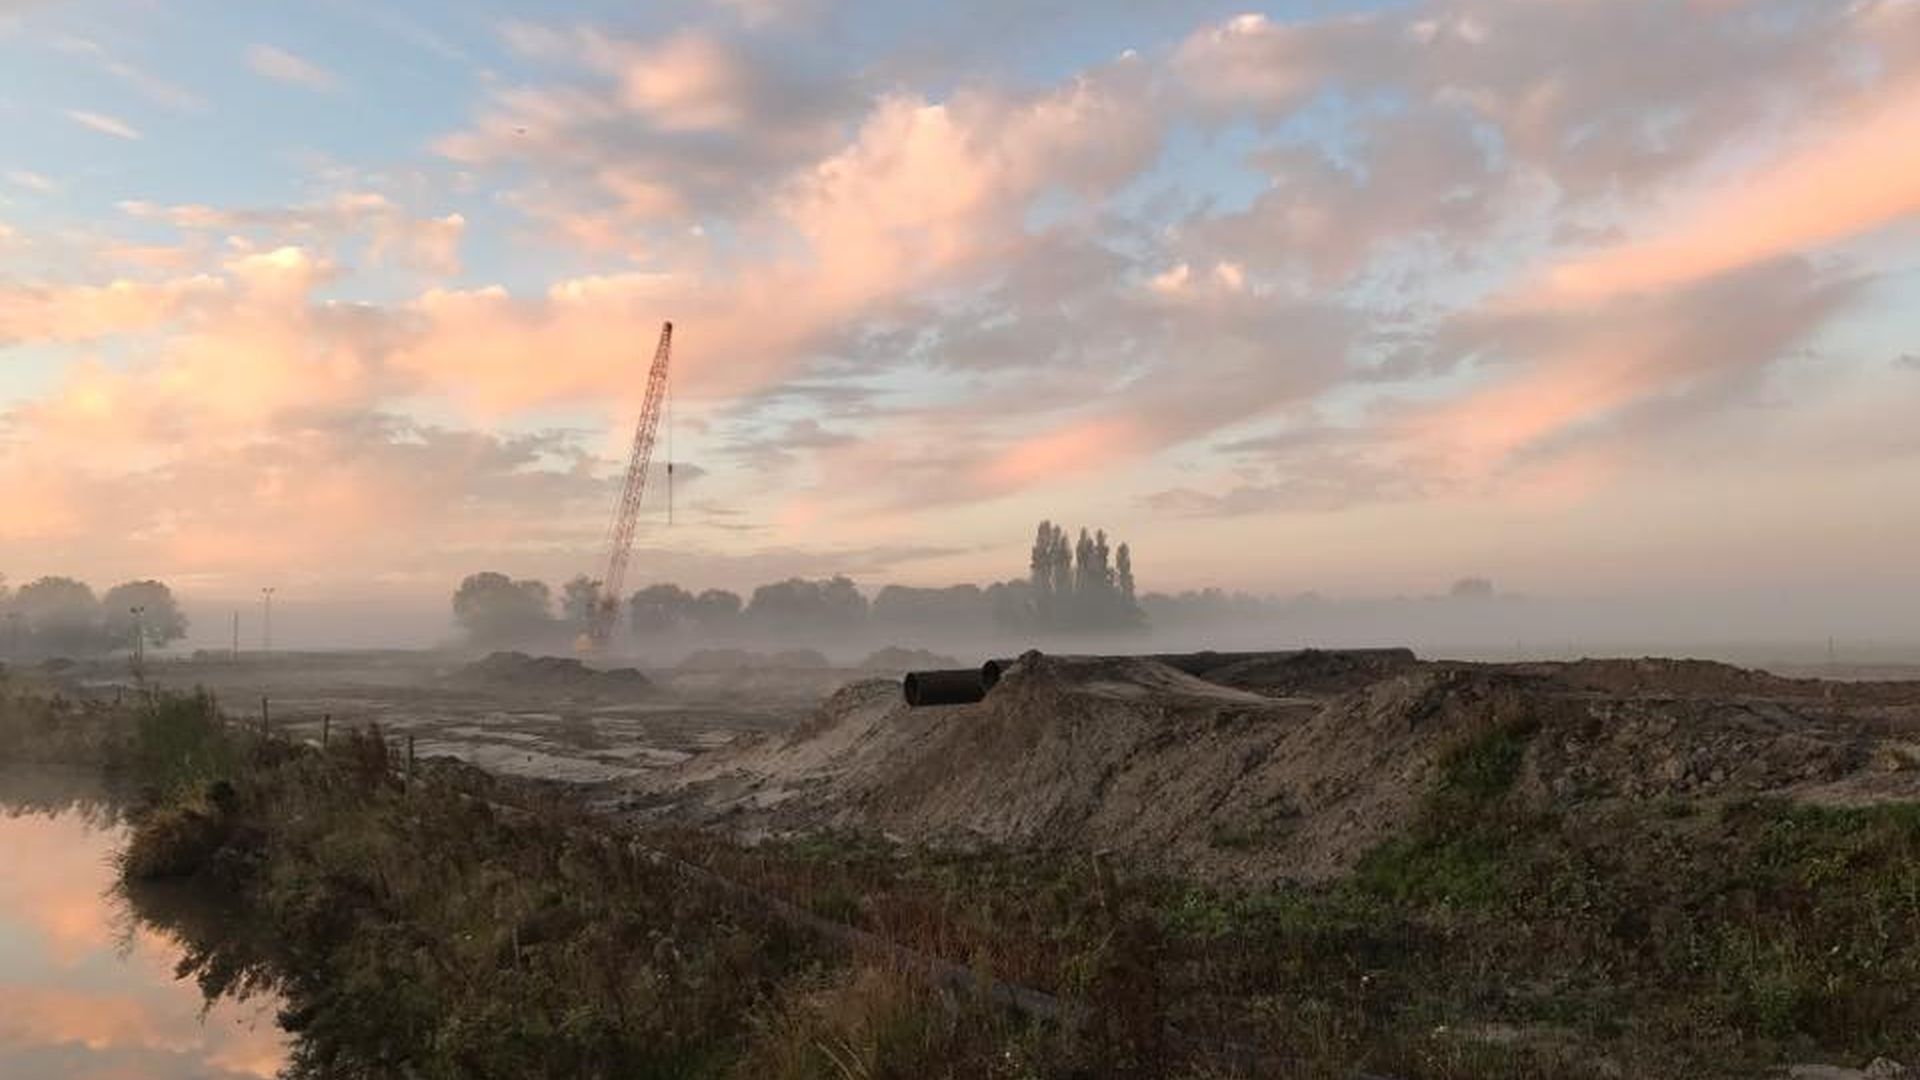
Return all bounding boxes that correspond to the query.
[2,0,1919,642]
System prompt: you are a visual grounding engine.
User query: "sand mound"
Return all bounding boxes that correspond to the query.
[858,647,963,672]
[677,648,832,670]
[453,651,654,698]
[633,654,1920,882]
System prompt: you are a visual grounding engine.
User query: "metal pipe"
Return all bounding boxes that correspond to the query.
[902,669,987,707]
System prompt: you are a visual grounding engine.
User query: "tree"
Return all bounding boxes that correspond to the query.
[985,579,1035,631]
[688,589,742,635]
[629,584,696,636]
[872,585,989,632]
[101,580,189,649]
[820,575,869,629]
[14,576,101,655]
[1031,522,1057,624]
[746,576,870,634]
[561,575,602,627]
[1021,521,1145,633]
[1449,577,1495,599]
[451,572,553,644]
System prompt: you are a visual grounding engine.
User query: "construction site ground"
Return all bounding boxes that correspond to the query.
[104,649,861,789]
[38,644,1920,1077]
[71,647,1920,852]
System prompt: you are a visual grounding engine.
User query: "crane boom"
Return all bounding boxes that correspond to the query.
[587,320,673,650]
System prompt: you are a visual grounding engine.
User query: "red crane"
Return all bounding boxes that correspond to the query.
[585,320,673,652]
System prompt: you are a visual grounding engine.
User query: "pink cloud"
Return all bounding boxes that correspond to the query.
[1534,77,1920,305]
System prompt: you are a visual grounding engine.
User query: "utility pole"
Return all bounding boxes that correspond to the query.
[261,587,276,652]
[231,610,240,661]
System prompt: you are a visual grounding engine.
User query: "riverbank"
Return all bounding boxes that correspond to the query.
[5,673,1919,1078]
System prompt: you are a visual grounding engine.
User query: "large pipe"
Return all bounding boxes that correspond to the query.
[902,669,987,707]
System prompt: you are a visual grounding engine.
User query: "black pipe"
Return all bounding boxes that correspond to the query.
[902,669,987,707]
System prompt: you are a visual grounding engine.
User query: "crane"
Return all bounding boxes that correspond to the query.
[584,320,674,652]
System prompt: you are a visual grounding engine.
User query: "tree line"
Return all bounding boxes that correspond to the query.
[450,520,1147,646]
[0,575,189,656]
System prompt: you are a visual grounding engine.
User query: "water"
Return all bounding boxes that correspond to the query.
[0,767,288,1079]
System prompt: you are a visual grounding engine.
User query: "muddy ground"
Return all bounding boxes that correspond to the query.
[76,649,864,790]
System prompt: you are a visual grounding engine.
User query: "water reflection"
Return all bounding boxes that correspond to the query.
[0,767,288,1080]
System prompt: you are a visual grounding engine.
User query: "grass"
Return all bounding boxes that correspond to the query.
[8,683,1916,1078]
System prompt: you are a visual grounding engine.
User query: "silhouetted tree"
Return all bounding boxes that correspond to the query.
[101,580,189,648]
[986,579,1036,631]
[746,576,869,634]
[1450,577,1495,599]
[14,576,101,655]
[561,575,602,627]
[688,589,743,635]
[451,572,553,644]
[1021,521,1144,633]
[630,584,696,636]
[872,585,990,632]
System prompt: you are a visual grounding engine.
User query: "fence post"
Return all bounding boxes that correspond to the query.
[260,696,270,738]
[321,713,331,748]
[405,734,416,790]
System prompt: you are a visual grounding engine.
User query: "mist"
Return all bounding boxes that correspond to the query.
[158,579,1920,675]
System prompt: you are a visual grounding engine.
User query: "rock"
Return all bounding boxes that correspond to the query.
[1866,1059,1907,1079]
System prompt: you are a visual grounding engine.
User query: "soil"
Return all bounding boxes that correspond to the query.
[104,650,823,791]
[624,652,1920,883]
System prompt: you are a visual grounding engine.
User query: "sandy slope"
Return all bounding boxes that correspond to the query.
[625,651,1920,883]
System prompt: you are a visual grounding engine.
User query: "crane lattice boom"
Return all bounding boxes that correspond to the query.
[588,320,673,649]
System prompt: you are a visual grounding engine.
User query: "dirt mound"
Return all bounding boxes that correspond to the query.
[1197,647,1421,695]
[633,654,1920,882]
[678,648,832,671]
[858,646,963,672]
[453,651,654,698]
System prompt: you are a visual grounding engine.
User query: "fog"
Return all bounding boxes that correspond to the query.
[162,581,1920,674]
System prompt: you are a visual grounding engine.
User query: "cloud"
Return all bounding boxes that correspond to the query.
[63,109,141,139]
[7,0,1920,602]
[405,58,1163,412]
[1530,76,1920,304]
[0,275,224,345]
[1170,1,1895,232]
[245,44,341,91]
[119,193,466,276]
[52,35,204,111]
[5,169,57,193]
[439,23,864,234]
[1407,259,1861,478]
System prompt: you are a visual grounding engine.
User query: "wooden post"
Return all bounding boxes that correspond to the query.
[321,713,331,748]
[405,734,416,789]
[260,696,270,738]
